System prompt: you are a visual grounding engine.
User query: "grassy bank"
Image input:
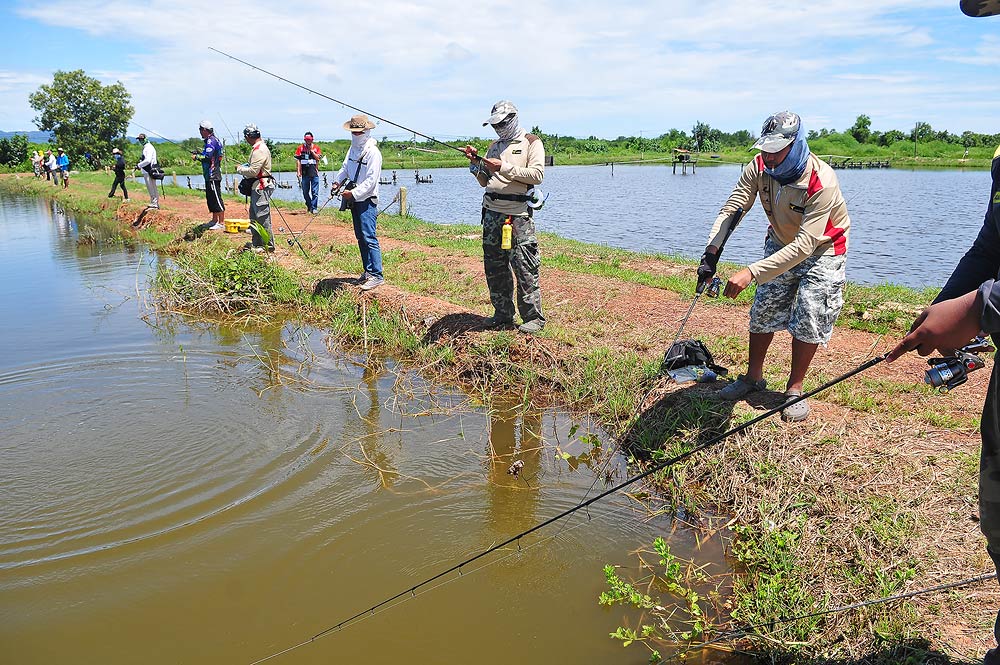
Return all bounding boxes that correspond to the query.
[1,172,991,663]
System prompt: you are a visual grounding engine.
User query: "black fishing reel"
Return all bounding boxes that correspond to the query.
[706,276,722,298]
[925,336,993,393]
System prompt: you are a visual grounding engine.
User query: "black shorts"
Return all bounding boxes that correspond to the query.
[205,179,225,213]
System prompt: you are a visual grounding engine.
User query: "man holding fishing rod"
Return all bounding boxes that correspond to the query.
[888,3,1000,660]
[463,100,546,334]
[236,123,275,252]
[332,114,384,291]
[192,120,226,230]
[700,111,851,421]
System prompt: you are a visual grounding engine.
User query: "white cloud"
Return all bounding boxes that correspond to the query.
[6,0,999,138]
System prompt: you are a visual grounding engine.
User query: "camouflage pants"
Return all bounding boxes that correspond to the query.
[980,363,1000,645]
[481,209,544,324]
[250,185,275,249]
[749,234,846,345]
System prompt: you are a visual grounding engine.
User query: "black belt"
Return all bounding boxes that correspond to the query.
[485,191,532,202]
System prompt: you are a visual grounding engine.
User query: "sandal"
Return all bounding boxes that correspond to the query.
[781,390,810,422]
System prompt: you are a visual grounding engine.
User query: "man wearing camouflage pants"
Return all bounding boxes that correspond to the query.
[463,100,546,334]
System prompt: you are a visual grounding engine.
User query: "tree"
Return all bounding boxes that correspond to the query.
[0,134,29,167]
[29,69,133,162]
[848,114,871,144]
[910,121,934,143]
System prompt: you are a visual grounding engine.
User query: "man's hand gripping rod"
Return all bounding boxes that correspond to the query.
[670,207,744,347]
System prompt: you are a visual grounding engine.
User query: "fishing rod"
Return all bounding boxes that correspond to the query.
[209,48,479,161]
[246,351,888,664]
[669,206,744,350]
[670,571,996,662]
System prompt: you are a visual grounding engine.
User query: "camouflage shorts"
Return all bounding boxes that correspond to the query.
[748,234,846,345]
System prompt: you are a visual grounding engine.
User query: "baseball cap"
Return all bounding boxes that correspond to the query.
[199,120,213,131]
[112,147,121,154]
[483,100,517,126]
[961,0,1000,16]
[751,111,801,153]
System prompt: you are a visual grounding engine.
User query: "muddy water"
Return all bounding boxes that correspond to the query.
[0,194,727,663]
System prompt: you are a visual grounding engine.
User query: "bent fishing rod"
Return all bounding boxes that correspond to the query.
[247,351,888,664]
[209,48,481,160]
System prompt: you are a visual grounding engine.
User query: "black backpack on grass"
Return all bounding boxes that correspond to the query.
[661,339,728,376]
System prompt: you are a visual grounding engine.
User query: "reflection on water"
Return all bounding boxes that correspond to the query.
[0,193,707,664]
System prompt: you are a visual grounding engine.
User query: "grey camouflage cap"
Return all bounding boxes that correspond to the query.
[751,111,801,153]
[961,0,1000,15]
[483,100,517,126]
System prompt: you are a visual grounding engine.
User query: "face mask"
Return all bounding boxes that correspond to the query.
[764,130,810,186]
[492,114,520,142]
[351,130,369,150]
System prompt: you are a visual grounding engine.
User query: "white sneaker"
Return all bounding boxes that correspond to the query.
[360,276,384,291]
[355,271,368,284]
[208,222,224,230]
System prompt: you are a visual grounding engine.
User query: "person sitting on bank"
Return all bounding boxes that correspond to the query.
[699,111,851,421]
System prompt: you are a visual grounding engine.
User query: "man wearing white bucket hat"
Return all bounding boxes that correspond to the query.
[700,111,851,422]
[889,2,1000,661]
[332,114,384,291]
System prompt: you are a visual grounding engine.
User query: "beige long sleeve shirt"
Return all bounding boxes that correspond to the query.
[707,153,850,284]
[236,139,274,190]
[474,129,545,216]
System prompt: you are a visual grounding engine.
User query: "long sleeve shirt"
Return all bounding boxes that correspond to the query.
[56,155,69,171]
[136,142,157,170]
[197,134,224,181]
[236,139,274,190]
[473,128,545,216]
[335,137,382,203]
[706,153,851,284]
[937,145,1000,336]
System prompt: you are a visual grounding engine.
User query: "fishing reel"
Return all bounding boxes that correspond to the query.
[924,336,993,393]
[696,276,722,298]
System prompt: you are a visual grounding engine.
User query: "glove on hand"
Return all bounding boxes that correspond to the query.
[697,251,719,288]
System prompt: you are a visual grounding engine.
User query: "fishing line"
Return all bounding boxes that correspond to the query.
[209,48,474,159]
[248,496,634,665]
[246,352,887,663]
[669,571,996,662]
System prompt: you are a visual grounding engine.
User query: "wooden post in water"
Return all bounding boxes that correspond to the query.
[399,186,408,217]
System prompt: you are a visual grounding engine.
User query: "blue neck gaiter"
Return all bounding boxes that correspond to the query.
[765,129,810,185]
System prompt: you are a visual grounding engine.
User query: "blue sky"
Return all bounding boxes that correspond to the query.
[1,0,997,143]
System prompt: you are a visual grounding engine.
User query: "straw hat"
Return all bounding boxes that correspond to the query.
[343,114,376,132]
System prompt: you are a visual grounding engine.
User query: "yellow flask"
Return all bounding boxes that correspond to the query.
[501,217,513,250]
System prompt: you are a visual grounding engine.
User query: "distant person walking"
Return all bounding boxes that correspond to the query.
[236,123,275,252]
[46,150,59,186]
[295,131,322,213]
[192,120,225,229]
[332,114,384,291]
[56,148,70,189]
[462,100,547,334]
[135,133,159,209]
[107,147,128,201]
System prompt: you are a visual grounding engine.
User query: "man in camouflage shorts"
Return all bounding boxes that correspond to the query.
[464,100,546,333]
[699,111,851,421]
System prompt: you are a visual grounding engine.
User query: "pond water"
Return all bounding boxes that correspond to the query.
[198,162,991,290]
[0,194,724,664]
